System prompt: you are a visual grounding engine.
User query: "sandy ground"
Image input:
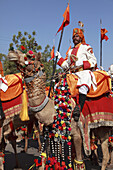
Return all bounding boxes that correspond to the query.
[3,135,112,170]
[4,138,40,170]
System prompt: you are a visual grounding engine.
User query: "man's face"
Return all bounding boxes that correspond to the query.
[72,34,81,46]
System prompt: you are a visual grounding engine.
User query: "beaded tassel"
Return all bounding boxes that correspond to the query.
[57,140,60,163]
[61,140,65,161]
[51,138,55,156]
[55,141,58,160]
[52,73,72,169]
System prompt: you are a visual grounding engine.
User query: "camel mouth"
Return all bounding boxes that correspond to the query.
[7,53,18,62]
[9,58,18,61]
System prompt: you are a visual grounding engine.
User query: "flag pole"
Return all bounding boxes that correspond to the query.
[48,0,70,97]
[100,19,102,68]
[48,24,65,97]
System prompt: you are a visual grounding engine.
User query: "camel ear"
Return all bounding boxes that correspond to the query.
[35,52,42,61]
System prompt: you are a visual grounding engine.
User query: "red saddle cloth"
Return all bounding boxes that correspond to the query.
[79,96,113,155]
[2,94,22,119]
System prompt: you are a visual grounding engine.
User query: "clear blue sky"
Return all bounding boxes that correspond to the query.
[0,0,113,71]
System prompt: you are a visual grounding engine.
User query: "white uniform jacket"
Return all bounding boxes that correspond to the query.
[57,43,97,93]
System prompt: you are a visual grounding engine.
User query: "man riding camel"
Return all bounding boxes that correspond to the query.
[56,28,97,122]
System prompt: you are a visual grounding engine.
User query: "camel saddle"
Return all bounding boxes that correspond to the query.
[66,70,111,98]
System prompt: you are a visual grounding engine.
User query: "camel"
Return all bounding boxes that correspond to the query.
[7,48,113,170]
[0,74,44,170]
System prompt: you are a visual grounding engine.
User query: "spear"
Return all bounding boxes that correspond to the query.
[48,2,70,97]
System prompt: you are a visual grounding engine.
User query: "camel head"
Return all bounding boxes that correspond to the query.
[8,47,44,77]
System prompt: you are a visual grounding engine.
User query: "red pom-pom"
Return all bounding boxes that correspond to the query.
[67,142,71,145]
[62,161,66,166]
[21,46,26,51]
[57,121,59,125]
[29,50,33,54]
[62,123,66,127]
[24,57,27,61]
[54,116,57,120]
[68,127,71,131]
[52,124,55,128]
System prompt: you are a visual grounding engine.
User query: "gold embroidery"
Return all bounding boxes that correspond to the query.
[70,54,78,62]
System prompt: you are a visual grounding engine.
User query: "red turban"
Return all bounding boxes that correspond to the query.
[72,28,86,44]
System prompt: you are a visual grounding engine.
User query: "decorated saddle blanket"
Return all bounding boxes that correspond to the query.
[79,96,113,155]
[1,73,23,101]
[1,73,24,119]
[66,70,111,98]
[2,94,22,119]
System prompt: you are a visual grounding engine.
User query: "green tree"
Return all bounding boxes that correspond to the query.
[0,53,18,75]
[4,58,19,75]
[4,31,42,75]
[41,45,62,86]
[9,31,42,52]
[0,53,6,61]
[5,31,62,85]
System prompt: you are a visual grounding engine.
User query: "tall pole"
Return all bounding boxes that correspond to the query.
[100,19,102,67]
[48,25,65,98]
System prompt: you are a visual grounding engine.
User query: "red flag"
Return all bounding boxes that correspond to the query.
[0,61,4,77]
[101,28,109,41]
[57,3,70,34]
[65,45,71,60]
[49,46,55,62]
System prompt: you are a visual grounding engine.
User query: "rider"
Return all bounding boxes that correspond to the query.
[56,28,97,122]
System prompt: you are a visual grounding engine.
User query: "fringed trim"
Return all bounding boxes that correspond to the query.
[29,95,49,112]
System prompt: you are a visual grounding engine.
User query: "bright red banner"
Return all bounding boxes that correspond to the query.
[49,46,55,61]
[101,28,109,41]
[57,3,70,34]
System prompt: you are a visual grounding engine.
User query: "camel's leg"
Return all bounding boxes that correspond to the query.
[71,119,85,169]
[33,123,42,151]
[107,142,113,169]
[0,137,5,170]
[101,139,109,170]
[71,120,82,161]
[21,126,28,153]
[24,134,28,152]
[110,149,113,164]
[10,138,19,168]
[0,156,4,170]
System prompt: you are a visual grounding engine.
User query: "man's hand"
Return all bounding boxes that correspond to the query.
[55,51,62,59]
